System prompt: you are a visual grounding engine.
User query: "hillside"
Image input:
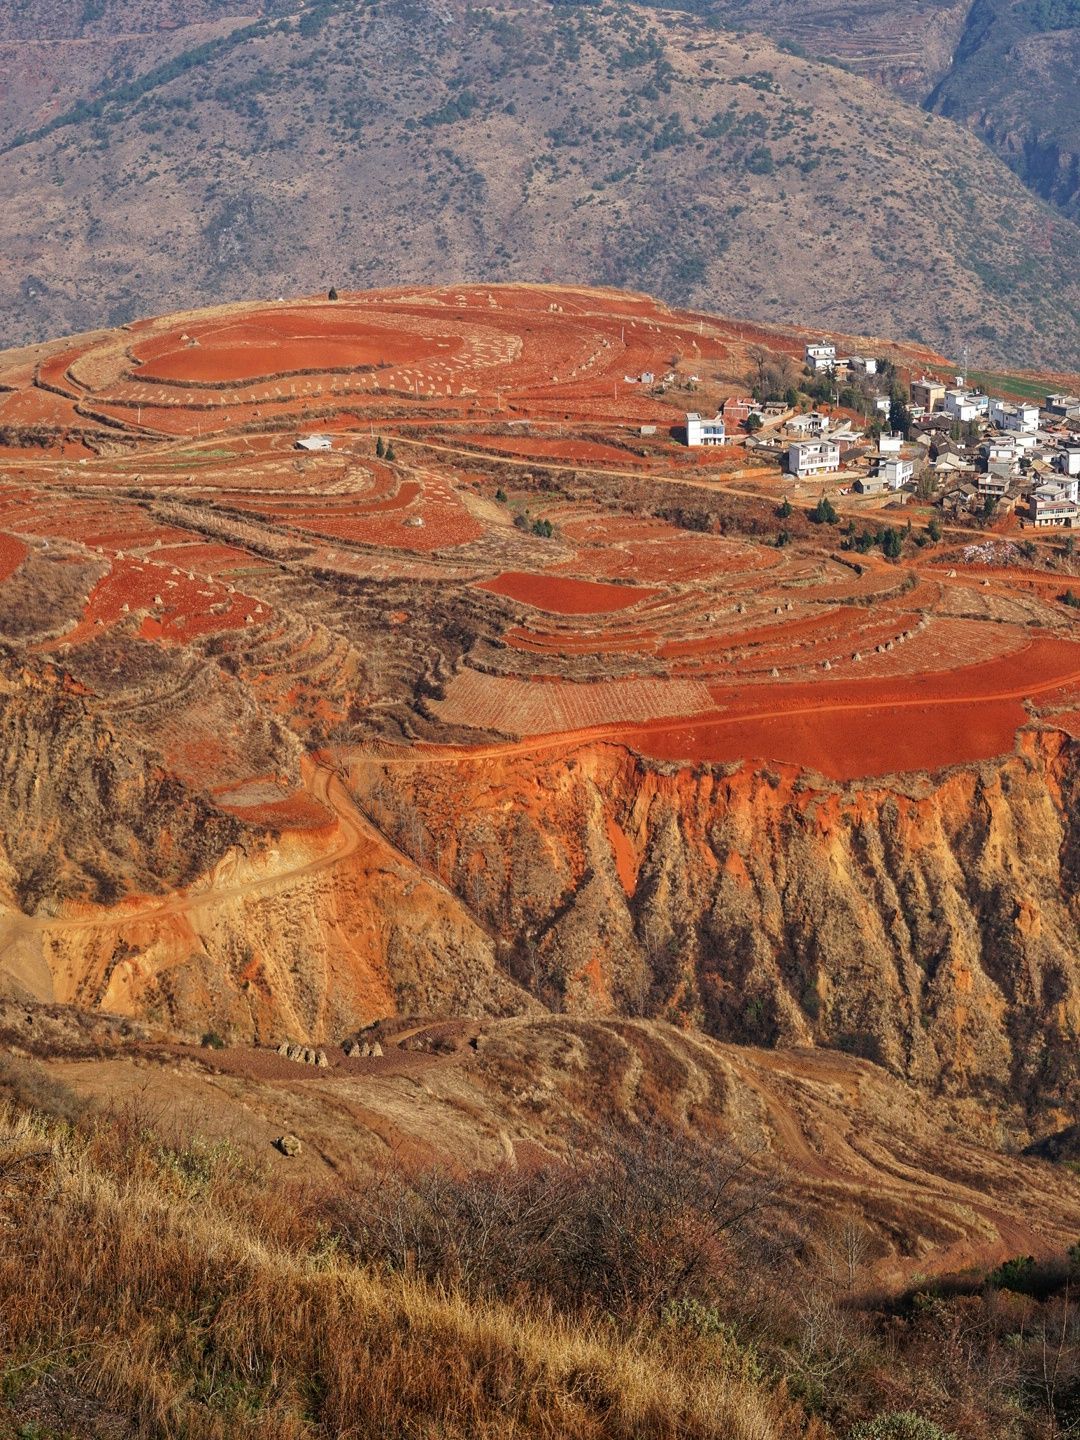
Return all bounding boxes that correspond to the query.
[1,0,1079,367]
[2,1000,1080,1438]
[703,0,1079,223]
[2,284,1080,1131]
[926,0,1080,221]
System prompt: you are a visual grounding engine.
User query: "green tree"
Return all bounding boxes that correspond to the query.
[745,413,763,433]
[882,527,903,559]
[927,515,942,542]
[776,497,793,519]
[889,391,912,439]
[385,442,396,463]
[375,436,385,458]
[811,495,838,525]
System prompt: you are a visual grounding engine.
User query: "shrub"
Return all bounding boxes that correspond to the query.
[987,1253,1036,1291]
[200,1031,225,1050]
[0,1054,85,1124]
[882,527,903,559]
[851,1414,958,1440]
[325,1125,771,1321]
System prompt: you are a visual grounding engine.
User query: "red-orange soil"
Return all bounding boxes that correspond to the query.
[477,571,659,614]
[0,283,1075,790]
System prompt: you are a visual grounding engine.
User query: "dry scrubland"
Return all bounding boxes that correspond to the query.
[2,1011,1080,1439]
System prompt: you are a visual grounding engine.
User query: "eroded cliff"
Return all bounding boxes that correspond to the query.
[351,727,1080,1115]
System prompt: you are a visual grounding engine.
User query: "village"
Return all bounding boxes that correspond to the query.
[685,340,1080,530]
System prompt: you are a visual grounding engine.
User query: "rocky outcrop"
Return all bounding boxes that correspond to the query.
[354,728,1080,1113]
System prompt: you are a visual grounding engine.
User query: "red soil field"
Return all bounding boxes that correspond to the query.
[51,557,266,649]
[0,386,83,430]
[631,695,1031,780]
[135,328,449,385]
[0,532,28,583]
[632,636,1080,778]
[477,571,660,615]
[461,435,648,465]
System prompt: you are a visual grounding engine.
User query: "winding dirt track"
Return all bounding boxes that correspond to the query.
[706,1041,1063,1276]
[0,759,376,954]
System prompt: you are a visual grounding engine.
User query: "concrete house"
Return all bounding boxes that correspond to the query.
[911,376,946,412]
[685,412,726,446]
[989,398,1039,434]
[854,473,888,495]
[296,434,333,452]
[788,439,841,478]
[877,456,914,490]
[1056,447,1080,479]
[944,390,988,423]
[787,411,828,437]
[1046,393,1080,419]
[805,341,836,373]
[1028,483,1079,528]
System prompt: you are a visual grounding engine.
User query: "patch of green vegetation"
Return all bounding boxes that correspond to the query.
[963,369,1051,403]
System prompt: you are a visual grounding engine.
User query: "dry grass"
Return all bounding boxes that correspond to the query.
[0,1105,814,1440]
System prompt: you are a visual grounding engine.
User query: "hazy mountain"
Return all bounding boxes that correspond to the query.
[1,0,1079,367]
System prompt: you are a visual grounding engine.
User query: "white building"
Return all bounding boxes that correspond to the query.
[985,439,1020,466]
[686,412,726,446]
[805,341,836,374]
[787,411,829,437]
[296,434,333,452]
[879,432,903,455]
[944,390,988,423]
[788,439,840,478]
[1046,393,1080,419]
[877,456,914,490]
[1057,447,1080,479]
[989,398,1039,434]
[846,355,878,376]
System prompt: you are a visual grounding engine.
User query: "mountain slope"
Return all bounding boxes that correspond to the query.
[1,0,1079,367]
[926,0,1080,221]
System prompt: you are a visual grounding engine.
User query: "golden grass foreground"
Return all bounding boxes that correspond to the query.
[0,1104,816,1440]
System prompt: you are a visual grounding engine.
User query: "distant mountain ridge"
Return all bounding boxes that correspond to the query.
[1,0,1079,367]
